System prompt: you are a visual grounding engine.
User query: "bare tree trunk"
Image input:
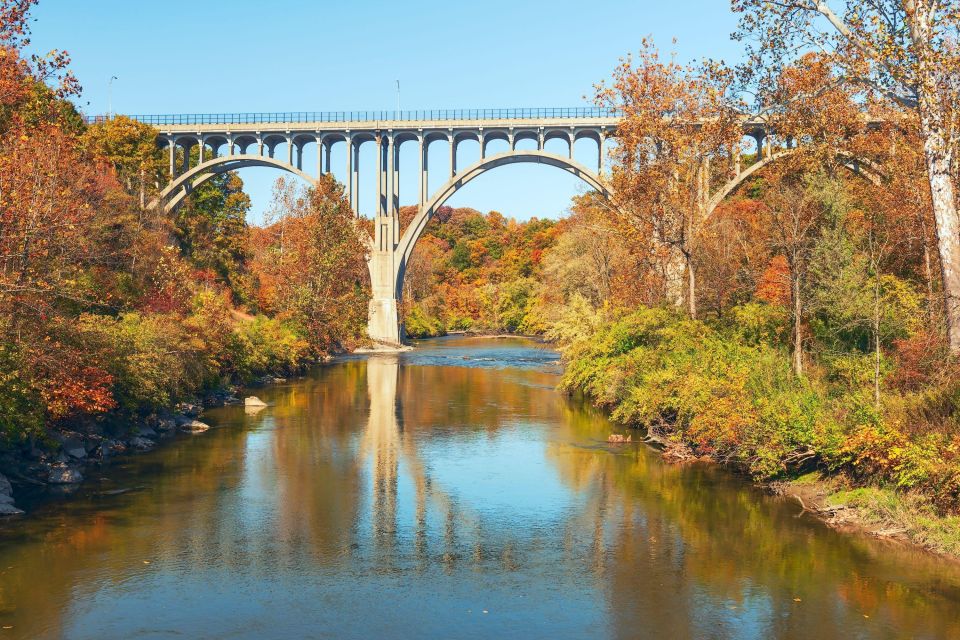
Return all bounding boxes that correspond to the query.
[911,4,960,353]
[873,276,882,409]
[920,214,938,329]
[686,252,697,319]
[923,142,960,353]
[663,246,686,308]
[791,269,803,377]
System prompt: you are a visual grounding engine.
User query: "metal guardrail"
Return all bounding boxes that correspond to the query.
[84,107,622,126]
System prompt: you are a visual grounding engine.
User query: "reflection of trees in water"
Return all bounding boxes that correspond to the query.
[2,354,960,639]
[546,402,960,639]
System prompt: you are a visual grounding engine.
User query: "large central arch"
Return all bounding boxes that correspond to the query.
[152,155,316,214]
[392,150,612,298]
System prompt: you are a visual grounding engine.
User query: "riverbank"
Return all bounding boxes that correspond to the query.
[0,359,318,516]
[773,475,960,558]
[0,385,245,514]
[557,305,960,560]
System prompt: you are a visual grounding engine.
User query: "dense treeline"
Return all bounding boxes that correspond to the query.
[0,0,367,445]
[547,6,960,553]
[398,205,557,336]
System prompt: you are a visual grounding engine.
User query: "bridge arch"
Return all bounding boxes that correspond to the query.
[393,150,612,298]
[152,155,316,214]
[707,149,885,219]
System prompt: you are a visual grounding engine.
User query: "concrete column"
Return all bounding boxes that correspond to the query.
[597,132,603,174]
[324,142,332,175]
[198,138,205,164]
[377,134,386,217]
[387,133,396,217]
[368,132,403,346]
[418,136,426,207]
[168,139,176,177]
[538,128,544,151]
[509,129,515,152]
[751,133,764,160]
[449,133,456,178]
[353,143,361,215]
[568,132,575,159]
[257,138,264,157]
[296,143,303,171]
[287,136,293,166]
[346,136,354,213]
[479,131,485,160]
[316,138,323,175]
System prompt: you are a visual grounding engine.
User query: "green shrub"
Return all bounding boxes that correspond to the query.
[227,316,312,382]
[76,312,212,415]
[404,304,446,338]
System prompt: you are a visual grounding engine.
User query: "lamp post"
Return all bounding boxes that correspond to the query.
[108,76,118,119]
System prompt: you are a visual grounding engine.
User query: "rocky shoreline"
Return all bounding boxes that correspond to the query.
[0,381,281,517]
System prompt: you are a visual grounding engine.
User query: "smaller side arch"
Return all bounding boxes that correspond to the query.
[151,155,317,214]
[706,148,885,219]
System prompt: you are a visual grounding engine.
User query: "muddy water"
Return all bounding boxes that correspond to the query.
[0,337,958,639]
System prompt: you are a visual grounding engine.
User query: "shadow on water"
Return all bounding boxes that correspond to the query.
[0,335,958,639]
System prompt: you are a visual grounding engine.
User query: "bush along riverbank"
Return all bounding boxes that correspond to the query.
[0,291,355,515]
[555,305,960,558]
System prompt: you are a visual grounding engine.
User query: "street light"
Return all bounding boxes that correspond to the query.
[108,76,118,119]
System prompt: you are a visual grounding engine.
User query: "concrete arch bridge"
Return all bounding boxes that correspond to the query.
[99,109,880,345]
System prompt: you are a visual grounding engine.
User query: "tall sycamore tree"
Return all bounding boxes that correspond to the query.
[595,40,740,317]
[731,0,960,352]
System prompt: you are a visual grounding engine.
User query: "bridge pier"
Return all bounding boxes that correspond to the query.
[367,246,404,347]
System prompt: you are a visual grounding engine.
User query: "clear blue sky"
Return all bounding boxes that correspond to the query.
[30,0,744,224]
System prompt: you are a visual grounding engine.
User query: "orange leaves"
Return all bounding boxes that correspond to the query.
[756,256,791,306]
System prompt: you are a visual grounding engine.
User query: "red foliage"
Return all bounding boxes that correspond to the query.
[755,255,791,306]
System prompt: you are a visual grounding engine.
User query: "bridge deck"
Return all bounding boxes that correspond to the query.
[150,117,622,134]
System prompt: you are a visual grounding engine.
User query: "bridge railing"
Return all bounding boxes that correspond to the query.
[84,107,622,126]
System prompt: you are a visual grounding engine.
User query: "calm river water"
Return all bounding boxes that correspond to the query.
[0,337,959,639]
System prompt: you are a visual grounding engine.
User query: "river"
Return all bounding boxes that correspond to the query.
[0,336,958,639]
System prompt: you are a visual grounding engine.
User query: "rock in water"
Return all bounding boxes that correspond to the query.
[179,420,210,434]
[137,425,158,438]
[48,466,83,484]
[66,446,87,460]
[129,437,155,451]
[244,396,268,407]
[607,434,632,444]
[0,503,23,516]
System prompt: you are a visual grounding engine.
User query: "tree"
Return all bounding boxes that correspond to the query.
[732,0,960,353]
[249,175,369,353]
[175,170,252,302]
[595,39,741,317]
[761,174,829,375]
[81,116,165,208]
[542,194,634,307]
